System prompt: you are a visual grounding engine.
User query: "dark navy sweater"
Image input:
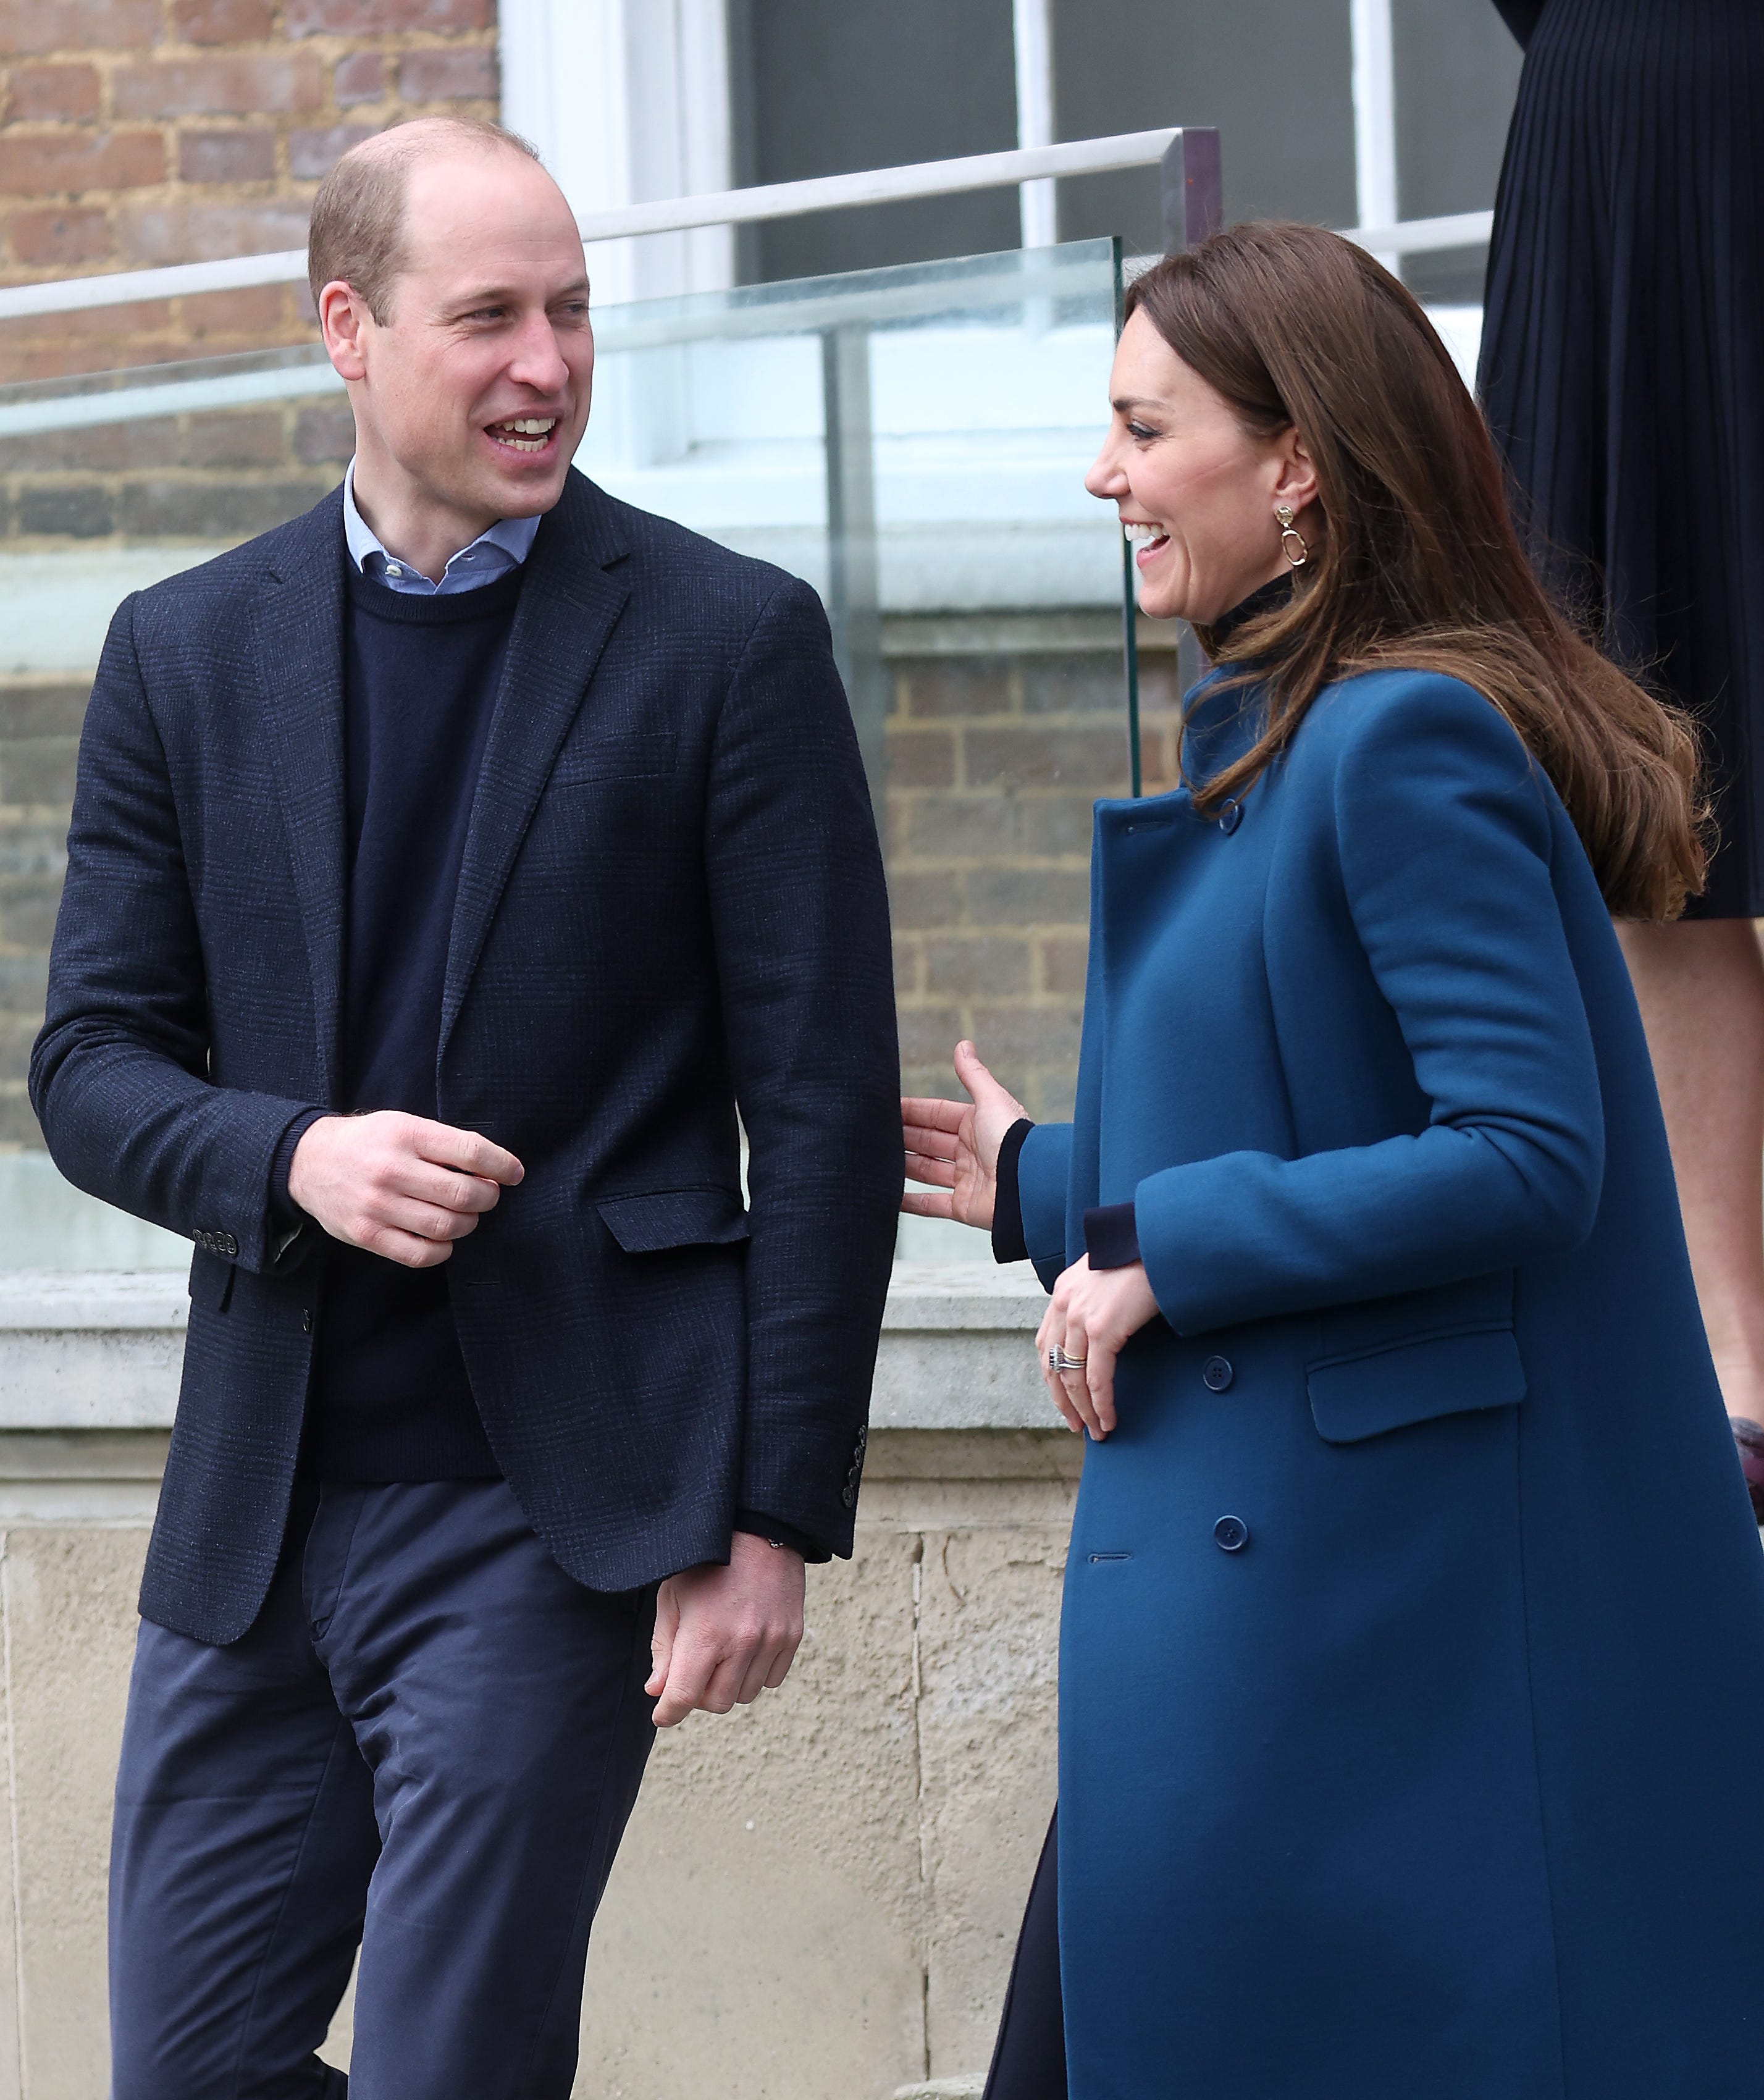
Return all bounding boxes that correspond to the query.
[300,560,522,1479]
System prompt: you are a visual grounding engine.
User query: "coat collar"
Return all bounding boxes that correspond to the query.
[249,471,633,1096]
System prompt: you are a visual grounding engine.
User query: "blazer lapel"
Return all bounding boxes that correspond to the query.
[251,490,348,1100]
[439,474,632,1059]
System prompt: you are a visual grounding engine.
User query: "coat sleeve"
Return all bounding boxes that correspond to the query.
[28,594,319,1274]
[1018,1121,1074,1290]
[1132,677,1605,1335]
[703,576,901,1556]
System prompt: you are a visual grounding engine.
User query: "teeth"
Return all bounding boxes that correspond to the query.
[1123,522,1163,543]
[505,418,555,433]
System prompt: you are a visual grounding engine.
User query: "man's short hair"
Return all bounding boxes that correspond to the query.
[306,116,545,324]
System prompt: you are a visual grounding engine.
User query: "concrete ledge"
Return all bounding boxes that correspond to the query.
[0,1260,1056,1436]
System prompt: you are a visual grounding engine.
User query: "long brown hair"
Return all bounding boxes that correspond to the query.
[1126,222,1705,920]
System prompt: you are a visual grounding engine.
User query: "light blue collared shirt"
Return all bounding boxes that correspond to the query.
[342,458,541,595]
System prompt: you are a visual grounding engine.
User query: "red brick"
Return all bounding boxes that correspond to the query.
[0,298,172,343]
[398,46,497,103]
[6,204,111,266]
[113,54,324,119]
[4,64,100,122]
[180,282,296,332]
[178,128,277,183]
[287,0,491,31]
[333,51,386,106]
[288,124,377,180]
[172,0,277,39]
[0,1,159,54]
[119,201,309,264]
[0,128,165,199]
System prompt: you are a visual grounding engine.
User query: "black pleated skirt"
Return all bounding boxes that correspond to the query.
[1479,0,1764,915]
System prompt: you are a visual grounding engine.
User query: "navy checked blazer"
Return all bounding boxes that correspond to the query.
[30,469,901,1644]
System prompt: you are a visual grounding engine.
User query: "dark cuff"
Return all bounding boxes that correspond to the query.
[733,1508,830,1563]
[1083,1201,1141,1270]
[267,1108,329,1266]
[270,1108,329,1224]
[991,1117,1035,1264]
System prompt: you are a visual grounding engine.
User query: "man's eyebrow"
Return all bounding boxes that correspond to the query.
[441,277,592,315]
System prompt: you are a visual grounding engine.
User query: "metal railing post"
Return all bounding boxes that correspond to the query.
[821,324,887,826]
[1157,128,1225,720]
[1160,128,1223,256]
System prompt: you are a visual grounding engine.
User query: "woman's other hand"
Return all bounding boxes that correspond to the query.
[1036,1256,1160,1439]
[901,1040,1028,1231]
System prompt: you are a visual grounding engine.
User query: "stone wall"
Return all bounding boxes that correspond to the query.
[0,1265,1073,2100]
[0,0,500,381]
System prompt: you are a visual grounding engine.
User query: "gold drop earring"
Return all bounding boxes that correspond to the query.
[1276,505,1309,568]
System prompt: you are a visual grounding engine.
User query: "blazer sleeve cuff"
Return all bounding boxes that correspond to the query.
[733,1508,830,1563]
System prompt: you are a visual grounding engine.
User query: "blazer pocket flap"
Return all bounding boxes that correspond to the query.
[1307,1326,1526,1445]
[552,728,678,783]
[188,1246,235,1312]
[595,1188,750,1253]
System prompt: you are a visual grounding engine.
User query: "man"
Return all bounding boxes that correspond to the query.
[32,117,899,2097]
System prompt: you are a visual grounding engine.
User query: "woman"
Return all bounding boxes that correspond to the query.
[903,222,1764,2098]
[1480,0,1764,1495]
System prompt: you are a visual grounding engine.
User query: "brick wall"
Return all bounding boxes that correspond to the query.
[888,626,1182,1121]
[0,0,500,384]
[0,4,1165,1172]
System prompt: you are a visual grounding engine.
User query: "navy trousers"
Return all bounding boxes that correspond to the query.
[983,1809,1066,2100]
[108,1480,657,2100]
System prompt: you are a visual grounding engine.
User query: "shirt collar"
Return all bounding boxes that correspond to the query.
[342,458,541,592]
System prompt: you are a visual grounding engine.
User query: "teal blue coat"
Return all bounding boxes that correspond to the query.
[1018,668,1764,2097]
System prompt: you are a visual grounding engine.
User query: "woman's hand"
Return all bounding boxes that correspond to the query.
[1036,1256,1161,1439]
[901,1040,1028,1232]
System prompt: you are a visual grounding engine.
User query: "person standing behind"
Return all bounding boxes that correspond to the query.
[31,117,899,2098]
[1480,0,1764,1508]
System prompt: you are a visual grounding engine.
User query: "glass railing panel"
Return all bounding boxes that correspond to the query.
[0,237,1136,1267]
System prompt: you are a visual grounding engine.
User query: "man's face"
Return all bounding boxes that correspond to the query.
[340,149,594,526]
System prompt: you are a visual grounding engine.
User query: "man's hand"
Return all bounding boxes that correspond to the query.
[647,1531,806,1728]
[902,1039,1028,1231]
[287,1111,524,1269]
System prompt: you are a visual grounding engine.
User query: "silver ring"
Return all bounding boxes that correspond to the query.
[1049,1346,1087,1374]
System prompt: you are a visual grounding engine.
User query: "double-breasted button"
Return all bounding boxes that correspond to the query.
[1217,799,1243,835]
[1202,1354,1234,1392]
[1214,1514,1250,1553]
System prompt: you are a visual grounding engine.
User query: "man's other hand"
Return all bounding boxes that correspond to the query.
[287,1111,524,1268]
[647,1531,806,1728]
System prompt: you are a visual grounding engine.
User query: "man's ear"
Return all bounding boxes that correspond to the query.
[319,280,371,384]
[1270,424,1321,521]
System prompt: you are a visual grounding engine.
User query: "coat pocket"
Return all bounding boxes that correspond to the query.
[594,1186,750,1254]
[1306,1324,1526,1444]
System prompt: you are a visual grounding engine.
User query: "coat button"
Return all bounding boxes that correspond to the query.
[1202,1355,1233,1392]
[1214,1514,1249,1553]
[1217,799,1242,834]
[841,1482,858,1510]
[222,1233,238,1258]
[301,1309,313,1335]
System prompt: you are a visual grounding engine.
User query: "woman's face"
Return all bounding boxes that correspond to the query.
[1085,308,1319,624]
